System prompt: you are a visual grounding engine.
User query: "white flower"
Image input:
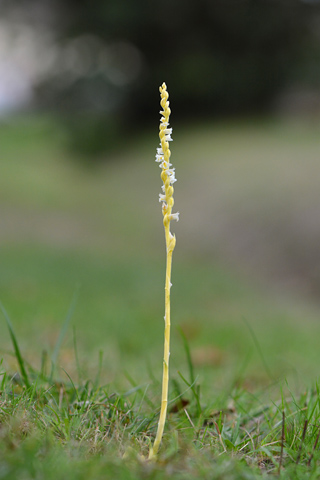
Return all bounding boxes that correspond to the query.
[159,194,166,202]
[160,161,172,169]
[168,171,177,184]
[170,212,179,222]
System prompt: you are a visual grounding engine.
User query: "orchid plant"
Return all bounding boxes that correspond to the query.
[149,83,179,459]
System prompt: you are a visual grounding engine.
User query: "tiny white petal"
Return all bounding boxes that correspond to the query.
[160,161,172,169]
[159,194,166,202]
[167,171,177,184]
[170,212,179,222]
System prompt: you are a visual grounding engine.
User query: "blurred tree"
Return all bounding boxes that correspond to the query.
[5,0,320,155]
[48,0,319,113]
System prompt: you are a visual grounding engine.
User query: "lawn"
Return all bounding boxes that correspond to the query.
[1,114,320,478]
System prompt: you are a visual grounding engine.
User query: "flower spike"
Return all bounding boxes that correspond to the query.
[149,83,178,460]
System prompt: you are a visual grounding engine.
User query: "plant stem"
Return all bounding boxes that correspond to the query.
[149,224,174,458]
[149,82,177,460]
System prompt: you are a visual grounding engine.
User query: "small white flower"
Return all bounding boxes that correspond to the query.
[160,161,172,169]
[157,147,163,155]
[168,171,177,184]
[159,194,166,202]
[155,154,164,162]
[170,212,179,222]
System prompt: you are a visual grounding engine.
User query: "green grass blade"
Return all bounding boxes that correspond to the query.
[241,316,274,382]
[73,326,83,386]
[93,349,103,389]
[177,370,202,416]
[178,326,195,385]
[40,349,49,378]
[50,285,80,381]
[0,371,7,390]
[61,367,79,402]
[0,301,30,389]
[177,327,201,416]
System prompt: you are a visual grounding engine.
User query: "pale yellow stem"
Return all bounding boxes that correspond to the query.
[149,223,174,459]
[149,82,177,460]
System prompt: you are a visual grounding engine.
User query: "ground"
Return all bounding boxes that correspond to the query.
[1,115,320,478]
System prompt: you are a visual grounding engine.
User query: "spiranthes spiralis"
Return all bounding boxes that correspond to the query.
[149,83,179,459]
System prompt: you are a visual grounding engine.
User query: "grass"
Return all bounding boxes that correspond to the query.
[1,114,320,477]
[2,324,320,479]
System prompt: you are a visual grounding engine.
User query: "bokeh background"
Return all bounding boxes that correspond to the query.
[1,0,320,394]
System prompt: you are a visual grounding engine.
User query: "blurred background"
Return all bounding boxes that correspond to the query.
[2,0,320,142]
[1,0,320,392]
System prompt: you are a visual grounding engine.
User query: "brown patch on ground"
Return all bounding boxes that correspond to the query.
[191,346,225,367]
